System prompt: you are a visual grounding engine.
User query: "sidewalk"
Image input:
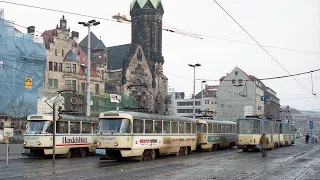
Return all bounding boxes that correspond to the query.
[0,144,23,161]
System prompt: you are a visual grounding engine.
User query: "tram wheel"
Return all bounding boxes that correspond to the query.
[66,149,72,158]
[184,147,188,155]
[151,150,156,160]
[80,148,86,157]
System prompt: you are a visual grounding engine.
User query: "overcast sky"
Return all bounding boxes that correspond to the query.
[1,0,320,111]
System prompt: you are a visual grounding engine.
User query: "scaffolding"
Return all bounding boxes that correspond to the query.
[0,9,47,117]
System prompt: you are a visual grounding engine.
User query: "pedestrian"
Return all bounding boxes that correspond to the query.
[259,133,269,157]
[306,135,310,144]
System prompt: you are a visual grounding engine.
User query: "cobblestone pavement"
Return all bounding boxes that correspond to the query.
[0,140,319,180]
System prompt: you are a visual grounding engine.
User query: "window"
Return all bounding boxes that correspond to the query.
[171,122,178,134]
[82,122,91,134]
[217,124,221,133]
[66,63,71,72]
[163,121,170,134]
[239,79,243,84]
[213,124,217,133]
[154,121,162,134]
[192,123,196,134]
[95,84,99,94]
[221,125,225,133]
[72,80,77,91]
[65,80,71,89]
[62,50,64,56]
[70,122,80,134]
[133,120,144,133]
[55,49,57,56]
[186,123,191,134]
[72,64,76,73]
[49,61,53,71]
[235,71,238,75]
[232,79,235,84]
[58,63,63,72]
[145,120,153,134]
[81,82,86,92]
[54,62,58,71]
[208,124,213,134]
[48,79,58,88]
[56,121,68,133]
[179,122,185,134]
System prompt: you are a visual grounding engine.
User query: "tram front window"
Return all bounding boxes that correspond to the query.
[238,120,254,134]
[99,118,131,134]
[26,120,52,134]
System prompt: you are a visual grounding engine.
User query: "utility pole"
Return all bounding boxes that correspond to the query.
[201,80,206,115]
[188,63,201,119]
[52,102,57,165]
[78,20,100,116]
[233,84,243,119]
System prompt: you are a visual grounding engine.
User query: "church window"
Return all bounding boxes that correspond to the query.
[137,49,142,62]
[62,50,64,56]
[55,49,57,56]
[239,79,243,84]
[235,71,238,75]
[232,79,235,84]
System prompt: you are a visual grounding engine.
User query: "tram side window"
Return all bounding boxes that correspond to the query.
[179,122,185,134]
[228,125,232,133]
[145,120,153,134]
[213,124,217,133]
[253,121,260,134]
[171,122,178,134]
[163,121,170,134]
[82,122,91,134]
[280,123,283,133]
[133,120,144,133]
[186,123,191,134]
[217,124,221,133]
[56,121,68,133]
[70,122,80,134]
[192,123,196,134]
[93,123,99,133]
[154,121,162,134]
[202,124,207,133]
[208,124,213,134]
[221,125,225,133]
[233,125,236,133]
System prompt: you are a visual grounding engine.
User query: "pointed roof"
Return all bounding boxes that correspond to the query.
[94,40,106,51]
[64,50,78,62]
[130,0,162,10]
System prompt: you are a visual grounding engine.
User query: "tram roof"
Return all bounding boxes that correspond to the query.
[204,119,237,125]
[27,114,99,122]
[101,111,197,122]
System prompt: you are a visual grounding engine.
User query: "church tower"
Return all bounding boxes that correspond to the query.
[130,0,164,63]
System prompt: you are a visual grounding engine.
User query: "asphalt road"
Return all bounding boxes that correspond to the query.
[0,144,24,161]
[0,140,319,180]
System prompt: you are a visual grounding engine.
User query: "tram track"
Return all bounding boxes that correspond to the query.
[246,145,320,180]
[293,160,319,180]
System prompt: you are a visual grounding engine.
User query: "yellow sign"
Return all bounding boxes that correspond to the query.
[25,78,32,88]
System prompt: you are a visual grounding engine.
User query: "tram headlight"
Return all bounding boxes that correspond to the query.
[23,141,27,145]
[113,141,118,146]
[97,141,101,146]
[37,141,41,145]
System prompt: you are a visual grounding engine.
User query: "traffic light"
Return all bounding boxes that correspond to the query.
[53,103,63,121]
[58,106,63,120]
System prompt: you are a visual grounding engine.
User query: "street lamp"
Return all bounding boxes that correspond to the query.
[233,84,243,119]
[78,19,100,117]
[188,63,201,119]
[201,80,206,114]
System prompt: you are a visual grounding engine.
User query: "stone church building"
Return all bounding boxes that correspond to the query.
[80,0,168,114]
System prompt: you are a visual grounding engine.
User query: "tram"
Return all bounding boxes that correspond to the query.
[279,121,295,146]
[22,114,99,158]
[196,119,237,151]
[237,116,295,152]
[95,111,198,161]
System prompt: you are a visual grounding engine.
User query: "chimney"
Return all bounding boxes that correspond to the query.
[27,26,35,35]
[71,31,79,43]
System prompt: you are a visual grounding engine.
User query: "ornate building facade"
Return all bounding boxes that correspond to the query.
[41,16,104,115]
[80,0,169,114]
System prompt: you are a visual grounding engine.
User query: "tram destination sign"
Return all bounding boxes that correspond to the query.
[62,137,88,144]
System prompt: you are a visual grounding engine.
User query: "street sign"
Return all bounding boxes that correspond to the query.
[260,96,266,102]
[309,120,314,129]
[25,78,32,88]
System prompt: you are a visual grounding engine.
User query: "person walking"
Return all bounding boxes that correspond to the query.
[259,134,269,157]
[306,135,310,144]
